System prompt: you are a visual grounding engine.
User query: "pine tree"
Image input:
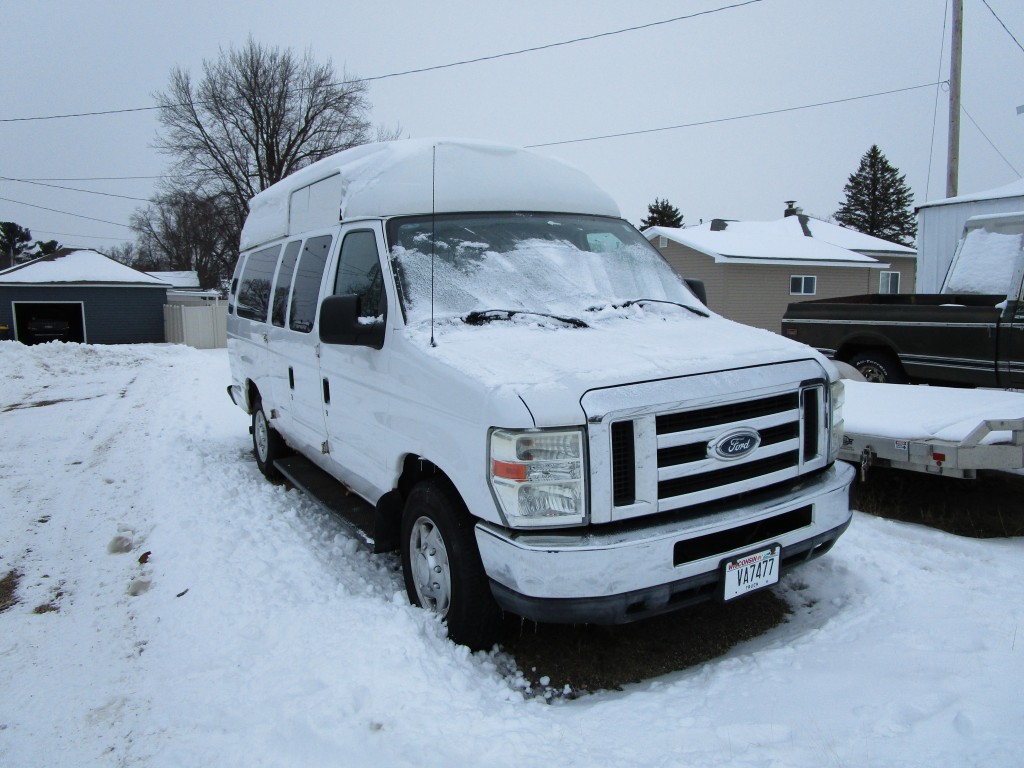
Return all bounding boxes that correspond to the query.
[834,145,916,246]
[640,198,683,230]
[0,222,33,270]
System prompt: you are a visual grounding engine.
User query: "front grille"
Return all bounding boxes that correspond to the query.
[611,420,636,506]
[673,506,813,565]
[659,451,799,499]
[608,380,827,517]
[656,393,798,434]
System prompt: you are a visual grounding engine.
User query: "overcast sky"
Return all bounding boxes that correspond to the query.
[3,0,1023,251]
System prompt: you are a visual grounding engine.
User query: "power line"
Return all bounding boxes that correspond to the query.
[354,0,765,84]
[0,196,133,229]
[11,80,950,197]
[15,175,163,181]
[962,103,1022,176]
[25,229,128,242]
[525,81,944,148]
[1,176,151,202]
[0,1,764,123]
[979,0,1024,57]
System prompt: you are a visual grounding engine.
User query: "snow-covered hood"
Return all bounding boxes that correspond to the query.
[403,308,830,426]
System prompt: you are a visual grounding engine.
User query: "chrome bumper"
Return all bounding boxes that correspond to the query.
[474,461,854,624]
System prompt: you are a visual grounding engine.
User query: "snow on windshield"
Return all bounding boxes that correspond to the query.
[944,227,1023,295]
[388,214,695,324]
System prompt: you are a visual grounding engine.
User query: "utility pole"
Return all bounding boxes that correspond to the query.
[947,0,963,198]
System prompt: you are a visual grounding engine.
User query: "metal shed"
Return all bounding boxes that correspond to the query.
[0,249,169,345]
[916,178,1024,294]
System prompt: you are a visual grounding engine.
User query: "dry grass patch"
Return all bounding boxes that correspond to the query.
[0,570,21,613]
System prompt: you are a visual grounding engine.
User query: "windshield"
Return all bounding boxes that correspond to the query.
[387,213,700,325]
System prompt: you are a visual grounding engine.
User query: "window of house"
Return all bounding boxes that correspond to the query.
[288,235,333,333]
[658,235,668,248]
[790,275,816,295]
[879,271,900,294]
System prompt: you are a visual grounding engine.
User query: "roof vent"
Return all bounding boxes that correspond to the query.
[710,219,729,231]
[784,200,802,217]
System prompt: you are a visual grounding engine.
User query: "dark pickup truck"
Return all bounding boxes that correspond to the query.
[782,212,1024,388]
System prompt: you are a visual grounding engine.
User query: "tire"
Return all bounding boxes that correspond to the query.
[847,350,907,384]
[251,397,286,479]
[401,480,503,650]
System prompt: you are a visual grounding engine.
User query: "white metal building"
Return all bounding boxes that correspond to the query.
[916,178,1024,293]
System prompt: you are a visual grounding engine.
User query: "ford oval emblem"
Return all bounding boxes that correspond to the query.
[710,429,761,460]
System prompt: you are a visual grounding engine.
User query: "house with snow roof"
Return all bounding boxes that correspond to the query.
[645,205,916,333]
[0,248,170,344]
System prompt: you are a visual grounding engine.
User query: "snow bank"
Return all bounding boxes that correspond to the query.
[1,342,1022,767]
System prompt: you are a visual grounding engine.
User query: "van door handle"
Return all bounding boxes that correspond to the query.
[288,367,295,389]
[322,378,330,404]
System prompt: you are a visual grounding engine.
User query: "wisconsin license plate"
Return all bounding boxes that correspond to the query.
[722,545,781,601]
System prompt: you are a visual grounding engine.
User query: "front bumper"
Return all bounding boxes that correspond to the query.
[475,461,854,624]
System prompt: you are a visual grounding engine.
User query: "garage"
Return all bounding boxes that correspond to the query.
[0,249,169,345]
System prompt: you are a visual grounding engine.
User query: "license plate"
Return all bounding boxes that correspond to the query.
[722,545,781,601]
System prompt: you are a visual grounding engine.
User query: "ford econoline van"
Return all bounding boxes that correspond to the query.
[227,139,853,649]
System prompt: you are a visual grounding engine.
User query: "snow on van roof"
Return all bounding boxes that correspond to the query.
[240,139,621,252]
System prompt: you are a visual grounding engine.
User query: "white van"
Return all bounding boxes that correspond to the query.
[227,139,854,649]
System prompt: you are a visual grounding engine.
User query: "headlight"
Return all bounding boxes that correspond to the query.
[489,428,587,528]
[828,379,845,462]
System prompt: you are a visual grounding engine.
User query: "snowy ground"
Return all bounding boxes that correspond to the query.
[1,342,1022,767]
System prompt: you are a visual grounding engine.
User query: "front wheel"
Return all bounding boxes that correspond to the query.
[401,480,503,650]
[847,350,907,384]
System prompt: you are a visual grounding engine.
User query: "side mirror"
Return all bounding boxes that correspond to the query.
[319,294,386,349]
[684,278,708,306]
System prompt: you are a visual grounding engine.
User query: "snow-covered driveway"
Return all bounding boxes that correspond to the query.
[0,342,1021,767]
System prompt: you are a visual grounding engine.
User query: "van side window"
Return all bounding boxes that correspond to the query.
[236,245,281,322]
[335,231,385,318]
[271,240,302,327]
[227,253,247,315]
[289,235,333,333]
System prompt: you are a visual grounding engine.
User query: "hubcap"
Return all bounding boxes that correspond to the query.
[409,516,451,616]
[254,409,270,461]
[857,363,887,383]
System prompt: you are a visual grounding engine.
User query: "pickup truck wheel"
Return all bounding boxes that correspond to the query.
[848,351,907,384]
[252,400,286,479]
[401,481,502,650]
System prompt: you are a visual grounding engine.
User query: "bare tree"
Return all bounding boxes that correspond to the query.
[130,190,237,289]
[154,39,376,233]
[104,241,164,272]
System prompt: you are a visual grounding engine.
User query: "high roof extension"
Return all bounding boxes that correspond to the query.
[240,138,621,251]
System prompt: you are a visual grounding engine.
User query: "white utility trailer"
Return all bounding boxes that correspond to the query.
[840,380,1024,479]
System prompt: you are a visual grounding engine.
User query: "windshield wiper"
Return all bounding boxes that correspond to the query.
[463,309,589,328]
[620,298,709,317]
